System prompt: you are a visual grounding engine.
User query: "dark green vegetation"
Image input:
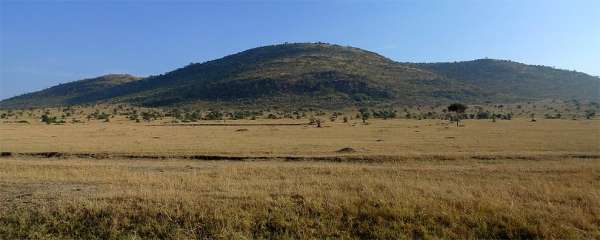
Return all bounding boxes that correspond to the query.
[1,43,598,109]
[415,59,600,102]
[1,74,140,109]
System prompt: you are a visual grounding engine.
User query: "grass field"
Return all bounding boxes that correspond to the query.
[1,116,599,239]
[1,118,598,156]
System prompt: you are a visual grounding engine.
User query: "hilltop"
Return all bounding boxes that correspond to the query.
[1,43,598,109]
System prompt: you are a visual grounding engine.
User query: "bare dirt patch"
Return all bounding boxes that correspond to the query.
[336,147,357,153]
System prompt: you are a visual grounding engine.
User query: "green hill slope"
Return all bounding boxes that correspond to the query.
[0,74,140,109]
[416,59,599,102]
[1,43,598,109]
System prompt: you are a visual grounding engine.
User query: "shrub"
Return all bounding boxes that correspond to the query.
[309,117,324,127]
[476,111,491,119]
[372,109,397,119]
[204,111,224,120]
[41,114,57,124]
[359,108,370,123]
[584,110,596,119]
[141,111,162,121]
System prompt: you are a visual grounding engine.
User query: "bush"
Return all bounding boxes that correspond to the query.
[585,110,596,119]
[372,109,397,119]
[141,111,162,121]
[204,111,224,120]
[183,112,201,122]
[41,114,57,124]
[476,111,491,119]
[232,111,260,120]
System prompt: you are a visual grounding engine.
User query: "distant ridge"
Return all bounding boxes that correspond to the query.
[1,74,141,108]
[1,43,598,109]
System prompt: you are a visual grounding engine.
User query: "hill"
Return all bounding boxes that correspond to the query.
[0,74,141,109]
[1,43,598,109]
[416,59,599,102]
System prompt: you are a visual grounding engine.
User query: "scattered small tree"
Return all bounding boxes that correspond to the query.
[359,108,370,124]
[204,110,224,121]
[41,114,56,124]
[309,117,323,127]
[585,110,596,119]
[40,114,64,124]
[447,103,467,126]
[372,109,397,119]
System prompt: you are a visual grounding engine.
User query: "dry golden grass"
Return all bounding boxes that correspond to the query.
[1,115,599,238]
[1,157,599,239]
[1,118,598,156]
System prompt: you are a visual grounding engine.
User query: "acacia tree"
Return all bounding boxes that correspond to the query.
[447,103,467,126]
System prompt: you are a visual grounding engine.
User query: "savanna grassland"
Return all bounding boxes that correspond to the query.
[1,104,599,239]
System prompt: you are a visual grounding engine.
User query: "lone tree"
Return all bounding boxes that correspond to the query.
[447,103,467,126]
[359,108,370,124]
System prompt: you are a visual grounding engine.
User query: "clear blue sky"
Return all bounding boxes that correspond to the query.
[1,0,599,100]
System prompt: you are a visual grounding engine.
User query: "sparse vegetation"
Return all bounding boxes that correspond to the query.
[371,109,397,119]
[203,110,224,120]
[40,114,64,124]
[1,103,599,238]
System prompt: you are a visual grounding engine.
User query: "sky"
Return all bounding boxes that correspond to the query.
[1,0,599,100]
